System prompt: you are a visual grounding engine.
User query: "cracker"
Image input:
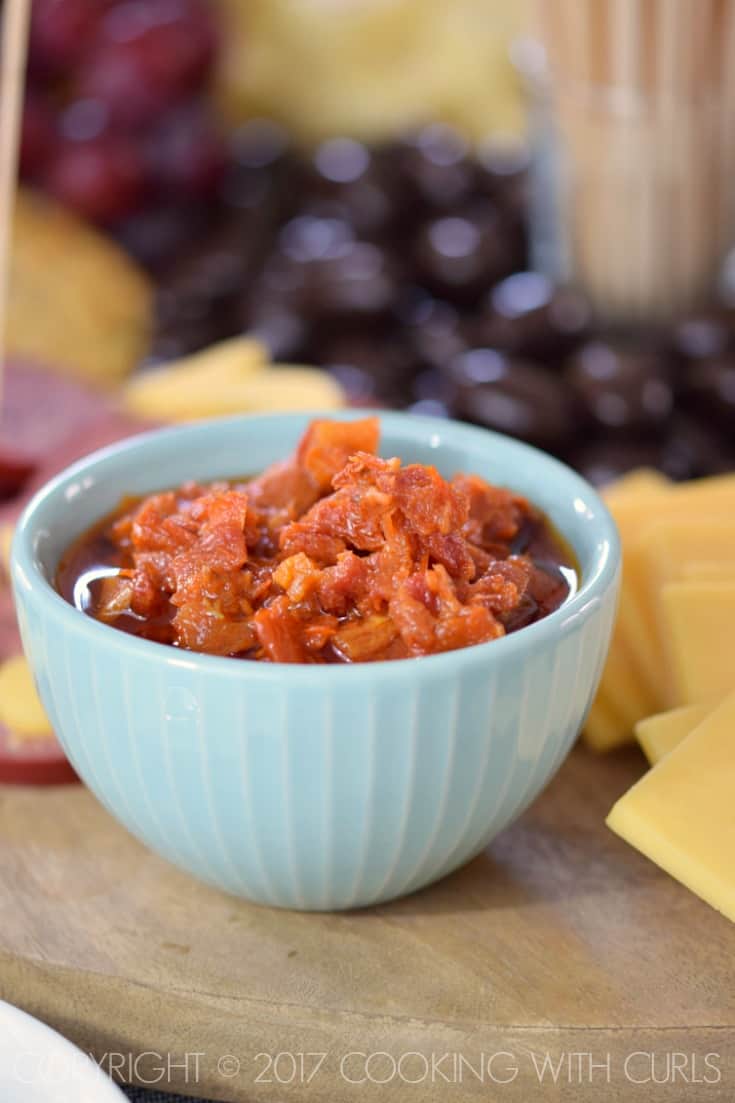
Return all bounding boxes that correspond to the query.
[125,336,269,419]
[124,341,345,421]
[8,189,153,387]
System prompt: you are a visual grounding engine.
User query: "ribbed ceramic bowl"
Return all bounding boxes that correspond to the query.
[12,411,619,910]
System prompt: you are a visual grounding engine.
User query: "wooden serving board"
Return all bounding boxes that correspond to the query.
[1,745,734,1103]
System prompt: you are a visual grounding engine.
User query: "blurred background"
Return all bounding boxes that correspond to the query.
[9,0,735,484]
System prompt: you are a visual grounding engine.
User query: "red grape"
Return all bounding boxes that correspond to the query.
[146,105,226,199]
[29,0,104,75]
[26,0,225,230]
[73,41,177,130]
[58,98,110,143]
[74,0,217,132]
[44,137,147,223]
[100,0,217,95]
[20,92,57,177]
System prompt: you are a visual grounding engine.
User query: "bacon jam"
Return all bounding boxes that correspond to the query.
[57,418,578,663]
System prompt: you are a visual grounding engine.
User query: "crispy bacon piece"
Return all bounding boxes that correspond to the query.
[245,417,380,523]
[461,556,532,616]
[332,614,399,662]
[317,552,370,616]
[272,553,322,604]
[390,565,504,656]
[452,472,528,549]
[298,417,380,492]
[253,597,309,663]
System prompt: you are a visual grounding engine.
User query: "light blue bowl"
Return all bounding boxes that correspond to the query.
[12,411,619,910]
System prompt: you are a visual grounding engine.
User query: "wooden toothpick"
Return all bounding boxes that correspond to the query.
[0,0,32,411]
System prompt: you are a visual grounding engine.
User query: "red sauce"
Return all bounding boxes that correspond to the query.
[56,418,578,663]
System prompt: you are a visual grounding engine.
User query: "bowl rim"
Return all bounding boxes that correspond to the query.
[12,409,620,684]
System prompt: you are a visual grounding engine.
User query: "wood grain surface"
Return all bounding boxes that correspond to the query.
[1,744,733,1102]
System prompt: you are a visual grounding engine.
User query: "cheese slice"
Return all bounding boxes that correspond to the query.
[678,561,735,581]
[640,519,735,612]
[594,477,676,734]
[587,632,657,750]
[583,692,630,753]
[635,700,715,764]
[629,520,735,705]
[0,655,52,739]
[603,492,676,714]
[607,689,735,922]
[667,472,735,500]
[613,482,735,704]
[660,581,735,705]
[603,468,670,506]
[587,471,735,753]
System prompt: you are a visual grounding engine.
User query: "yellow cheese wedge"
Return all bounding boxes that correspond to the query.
[0,655,52,739]
[607,689,735,922]
[635,700,715,764]
[660,581,735,705]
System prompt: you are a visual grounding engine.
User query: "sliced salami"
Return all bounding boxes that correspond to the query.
[0,363,153,784]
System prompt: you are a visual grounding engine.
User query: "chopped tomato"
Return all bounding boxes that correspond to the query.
[57,417,578,664]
